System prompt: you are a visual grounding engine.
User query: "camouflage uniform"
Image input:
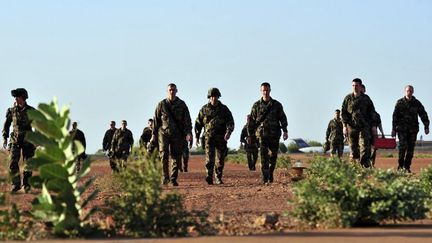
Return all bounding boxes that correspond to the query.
[248,98,288,183]
[341,93,377,167]
[179,140,190,172]
[325,118,344,157]
[392,96,429,171]
[370,112,382,166]
[195,101,234,184]
[153,97,192,184]
[2,102,35,190]
[110,128,134,171]
[240,125,258,171]
[139,127,152,149]
[70,128,87,172]
[102,127,116,170]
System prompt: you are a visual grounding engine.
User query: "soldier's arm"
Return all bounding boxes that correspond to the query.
[417,100,430,130]
[278,102,288,133]
[240,127,247,143]
[181,101,193,137]
[325,121,331,141]
[247,104,258,138]
[225,106,234,134]
[194,108,204,141]
[341,96,351,127]
[392,101,401,132]
[2,108,12,149]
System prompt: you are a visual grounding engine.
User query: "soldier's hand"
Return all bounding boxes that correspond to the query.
[186,133,192,142]
[283,132,288,141]
[224,131,231,141]
[425,128,430,135]
[391,130,396,137]
[2,139,7,150]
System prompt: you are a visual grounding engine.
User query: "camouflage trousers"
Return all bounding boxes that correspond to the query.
[9,142,35,188]
[159,132,183,183]
[205,135,228,182]
[397,131,418,171]
[348,126,371,168]
[258,137,279,183]
[330,141,344,158]
[111,150,129,172]
[245,144,258,171]
[179,142,189,172]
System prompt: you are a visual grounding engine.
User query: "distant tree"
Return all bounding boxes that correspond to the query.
[308,140,323,147]
[287,142,299,153]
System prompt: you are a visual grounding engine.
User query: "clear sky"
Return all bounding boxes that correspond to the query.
[1,0,431,153]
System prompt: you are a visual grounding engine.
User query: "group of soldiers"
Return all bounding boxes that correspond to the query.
[2,79,429,192]
[325,78,429,172]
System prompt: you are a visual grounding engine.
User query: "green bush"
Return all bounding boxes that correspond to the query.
[307,140,322,147]
[277,154,291,170]
[26,99,98,236]
[226,152,247,165]
[419,166,432,217]
[289,156,431,228]
[279,143,288,153]
[287,142,299,153]
[105,153,212,237]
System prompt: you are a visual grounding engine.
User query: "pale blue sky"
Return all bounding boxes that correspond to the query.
[1,0,431,153]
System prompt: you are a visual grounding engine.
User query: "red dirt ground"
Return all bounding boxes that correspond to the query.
[1,150,432,238]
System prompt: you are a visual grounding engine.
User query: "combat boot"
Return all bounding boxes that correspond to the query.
[163,177,170,185]
[23,171,32,193]
[11,174,21,193]
[205,177,213,185]
[171,180,179,186]
[183,166,188,172]
[215,177,224,184]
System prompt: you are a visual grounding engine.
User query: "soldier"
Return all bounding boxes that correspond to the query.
[325,109,344,158]
[102,121,117,171]
[195,88,234,185]
[341,78,377,168]
[139,118,154,151]
[110,120,134,172]
[179,139,192,172]
[2,88,35,192]
[247,82,288,184]
[151,83,192,186]
[240,115,259,171]
[69,121,87,173]
[392,85,429,172]
[361,84,385,167]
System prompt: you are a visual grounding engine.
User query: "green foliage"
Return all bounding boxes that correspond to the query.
[419,166,432,217]
[26,99,98,237]
[226,152,247,165]
[279,143,288,153]
[105,153,212,237]
[382,153,395,158]
[307,140,322,147]
[287,142,299,153]
[0,178,31,240]
[414,153,432,158]
[277,154,291,170]
[289,156,431,228]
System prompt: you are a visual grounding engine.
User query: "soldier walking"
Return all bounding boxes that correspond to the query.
[2,88,36,192]
[139,118,155,152]
[195,88,234,185]
[151,83,192,186]
[240,115,258,171]
[110,120,134,172]
[341,78,377,168]
[247,82,288,184]
[69,121,87,173]
[102,121,117,171]
[325,109,344,158]
[392,85,429,172]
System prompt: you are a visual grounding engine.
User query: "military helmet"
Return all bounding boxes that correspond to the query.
[207,87,221,98]
[11,88,28,99]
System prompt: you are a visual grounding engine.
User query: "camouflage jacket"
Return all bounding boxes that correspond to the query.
[102,128,116,151]
[195,101,234,139]
[341,93,377,129]
[325,118,344,144]
[70,128,86,149]
[247,97,288,139]
[240,125,257,143]
[2,103,35,144]
[153,97,192,137]
[392,96,429,133]
[139,127,152,147]
[111,128,134,153]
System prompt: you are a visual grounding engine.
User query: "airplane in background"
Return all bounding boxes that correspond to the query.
[291,138,351,154]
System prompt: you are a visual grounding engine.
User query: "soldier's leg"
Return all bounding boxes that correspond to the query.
[205,138,215,185]
[359,128,371,168]
[404,132,418,172]
[9,144,22,191]
[397,132,408,170]
[109,156,119,172]
[259,138,270,183]
[252,145,258,170]
[246,146,254,170]
[158,133,170,184]
[337,144,344,158]
[349,128,360,161]
[169,136,183,186]
[183,146,189,172]
[22,142,35,191]
[330,143,337,157]
[215,137,228,184]
[268,140,279,183]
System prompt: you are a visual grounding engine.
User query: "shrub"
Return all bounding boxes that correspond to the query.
[26,99,98,236]
[289,156,431,228]
[226,152,247,165]
[277,154,291,170]
[307,140,322,147]
[105,153,212,237]
[279,143,288,154]
[287,142,299,153]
